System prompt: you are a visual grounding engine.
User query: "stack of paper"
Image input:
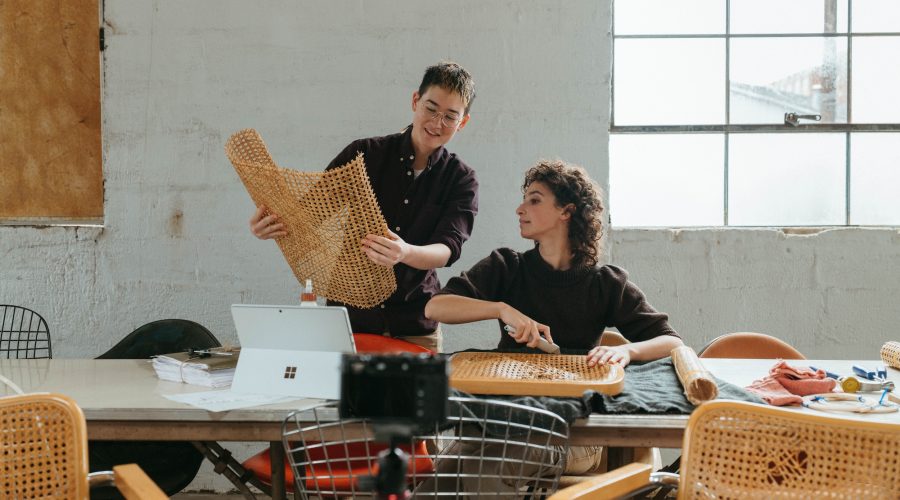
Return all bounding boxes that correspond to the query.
[152,349,239,388]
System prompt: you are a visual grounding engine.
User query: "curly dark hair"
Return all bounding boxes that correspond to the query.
[522,160,605,268]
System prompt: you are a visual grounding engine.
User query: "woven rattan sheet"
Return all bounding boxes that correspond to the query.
[882,341,900,370]
[450,352,624,397]
[225,129,396,308]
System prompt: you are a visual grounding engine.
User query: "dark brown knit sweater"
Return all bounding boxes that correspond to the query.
[437,247,680,350]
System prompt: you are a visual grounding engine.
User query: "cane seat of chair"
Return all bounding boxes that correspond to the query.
[284,396,570,498]
[241,333,434,493]
[0,392,166,499]
[549,400,900,499]
[699,331,806,360]
[0,305,52,359]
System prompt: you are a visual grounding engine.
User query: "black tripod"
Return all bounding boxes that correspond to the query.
[359,425,415,499]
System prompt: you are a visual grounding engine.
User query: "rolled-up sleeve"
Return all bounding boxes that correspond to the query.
[425,168,478,266]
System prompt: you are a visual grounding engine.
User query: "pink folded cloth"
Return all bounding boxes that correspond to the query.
[745,360,837,406]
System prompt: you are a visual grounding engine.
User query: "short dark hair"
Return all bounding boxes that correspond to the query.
[523,160,605,269]
[418,61,476,114]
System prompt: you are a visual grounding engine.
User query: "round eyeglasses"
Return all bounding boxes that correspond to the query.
[421,104,463,129]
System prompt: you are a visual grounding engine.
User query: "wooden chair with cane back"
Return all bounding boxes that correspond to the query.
[0,392,167,500]
[548,399,900,499]
[698,331,806,360]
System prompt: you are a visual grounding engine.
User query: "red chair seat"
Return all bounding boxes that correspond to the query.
[244,441,434,492]
[243,333,435,493]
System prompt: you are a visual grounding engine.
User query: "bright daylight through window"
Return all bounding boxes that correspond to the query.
[610,0,900,227]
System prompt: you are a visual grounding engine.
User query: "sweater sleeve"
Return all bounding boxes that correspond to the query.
[436,248,520,301]
[601,265,680,343]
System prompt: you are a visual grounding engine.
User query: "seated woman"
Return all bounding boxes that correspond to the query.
[425,159,682,366]
[424,159,683,485]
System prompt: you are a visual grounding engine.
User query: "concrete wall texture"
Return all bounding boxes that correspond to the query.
[2,0,898,493]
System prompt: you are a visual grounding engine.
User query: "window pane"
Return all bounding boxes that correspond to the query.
[614,0,724,35]
[610,134,724,227]
[731,0,847,34]
[852,0,900,32]
[729,134,845,226]
[852,37,900,123]
[614,39,725,125]
[850,133,900,225]
[730,38,847,124]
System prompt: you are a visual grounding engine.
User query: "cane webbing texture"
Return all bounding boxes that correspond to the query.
[680,401,900,499]
[0,393,89,499]
[226,129,396,308]
[881,341,900,370]
[671,346,718,406]
[449,352,624,397]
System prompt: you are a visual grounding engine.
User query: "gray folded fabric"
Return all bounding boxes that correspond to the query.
[450,351,763,434]
[592,357,764,414]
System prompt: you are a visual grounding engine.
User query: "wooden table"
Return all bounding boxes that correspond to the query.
[2,358,897,496]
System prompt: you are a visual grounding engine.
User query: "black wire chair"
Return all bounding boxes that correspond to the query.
[0,305,52,359]
[284,396,571,499]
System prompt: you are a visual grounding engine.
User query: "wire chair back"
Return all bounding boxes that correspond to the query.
[283,396,570,498]
[0,305,52,359]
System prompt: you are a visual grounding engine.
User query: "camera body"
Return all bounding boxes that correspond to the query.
[339,352,449,434]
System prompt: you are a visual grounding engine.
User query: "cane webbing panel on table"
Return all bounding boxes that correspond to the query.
[882,341,900,370]
[680,401,900,499]
[449,352,624,397]
[0,393,89,499]
[226,129,396,308]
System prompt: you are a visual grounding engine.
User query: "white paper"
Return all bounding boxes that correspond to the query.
[163,389,297,412]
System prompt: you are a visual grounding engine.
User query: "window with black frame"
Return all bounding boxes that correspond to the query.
[610,0,900,227]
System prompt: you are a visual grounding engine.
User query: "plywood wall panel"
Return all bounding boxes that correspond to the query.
[0,0,102,220]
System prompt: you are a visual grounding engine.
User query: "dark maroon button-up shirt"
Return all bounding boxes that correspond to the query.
[325,126,478,335]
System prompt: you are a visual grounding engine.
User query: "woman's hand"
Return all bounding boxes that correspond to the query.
[499,304,553,349]
[249,205,287,240]
[586,345,632,367]
[361,229,410,267]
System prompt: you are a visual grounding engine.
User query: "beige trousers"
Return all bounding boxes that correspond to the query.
[388,325,443,353]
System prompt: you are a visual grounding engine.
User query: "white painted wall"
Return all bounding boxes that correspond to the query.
[2,0,898,493]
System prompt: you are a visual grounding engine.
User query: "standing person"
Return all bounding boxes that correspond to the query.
[425,159,681,364]
[250,61,478,353]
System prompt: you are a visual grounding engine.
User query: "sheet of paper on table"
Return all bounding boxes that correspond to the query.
[163,389,298,412]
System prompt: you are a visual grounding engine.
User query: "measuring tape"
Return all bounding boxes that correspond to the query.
[802,393,898,414]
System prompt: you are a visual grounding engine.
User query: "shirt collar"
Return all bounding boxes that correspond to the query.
[400,125,446,173]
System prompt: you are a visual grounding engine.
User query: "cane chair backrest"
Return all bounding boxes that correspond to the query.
[0,305,52,359]
[0,392,167,500]
[283,396,570,498]
[679,400,900,499]
[0,393,87,498]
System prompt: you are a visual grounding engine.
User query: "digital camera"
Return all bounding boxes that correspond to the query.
[339,352,449,433]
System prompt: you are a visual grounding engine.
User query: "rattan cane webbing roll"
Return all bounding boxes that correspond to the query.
[225,129,396,308]
[449,352,624,397]
[882,341,900,370]
[672,345,718,405]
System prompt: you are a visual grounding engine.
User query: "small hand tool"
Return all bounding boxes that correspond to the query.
[503,325,560,354]
[809,366,840,379]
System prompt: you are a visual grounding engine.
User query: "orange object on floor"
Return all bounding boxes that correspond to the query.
[241,333,434,493]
